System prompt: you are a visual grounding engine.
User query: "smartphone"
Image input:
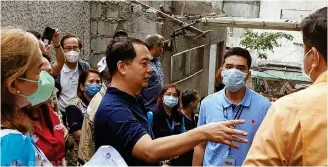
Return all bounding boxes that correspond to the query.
[41,27,55,45]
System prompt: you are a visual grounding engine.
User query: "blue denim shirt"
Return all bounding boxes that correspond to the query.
[141,57,164,111]
[198,87,271,166]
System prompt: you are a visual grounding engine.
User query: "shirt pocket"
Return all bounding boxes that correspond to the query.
[205,143,227,166]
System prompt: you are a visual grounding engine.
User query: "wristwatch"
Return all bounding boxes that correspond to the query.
[54,43,61,48]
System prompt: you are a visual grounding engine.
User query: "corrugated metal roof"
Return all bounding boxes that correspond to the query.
[250,69,311,82]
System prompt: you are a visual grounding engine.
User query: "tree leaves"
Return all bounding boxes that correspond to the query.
[240,29,294,60]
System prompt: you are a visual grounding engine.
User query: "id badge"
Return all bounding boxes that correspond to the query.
[223,155,236,166]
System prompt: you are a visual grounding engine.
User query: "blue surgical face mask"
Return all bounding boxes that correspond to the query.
[18,71,55,106]
[85,84,101,97]
[222,69,247,92]
[163,95,178,108]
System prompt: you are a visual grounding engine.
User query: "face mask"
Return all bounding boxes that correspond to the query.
[18,71,55,106]
[163,95,178,108]
[192,102,200,114]
[196,102,200,111]
[65,51,80,63]
[301,48,314,82]
[222,69,247,92]
[85,84,102,97]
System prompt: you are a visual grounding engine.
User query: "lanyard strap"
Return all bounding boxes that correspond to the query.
[166,117,186,133]
[223,105,244,155]
[223,105,244,121]
[165,118,175,133]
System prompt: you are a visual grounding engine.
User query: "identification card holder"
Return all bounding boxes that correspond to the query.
[223,155,236,166]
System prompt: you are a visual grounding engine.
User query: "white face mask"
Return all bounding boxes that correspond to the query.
[301,48,314,82]
[65,51,80,63]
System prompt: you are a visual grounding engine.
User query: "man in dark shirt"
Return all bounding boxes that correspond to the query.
[171,89,201,166]
[95,37,248,166]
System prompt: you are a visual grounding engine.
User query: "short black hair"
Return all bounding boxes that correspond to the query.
[113,30,128,38]
[27,30,41,40]
[106,37,146,75]
[181,89,199,108]
[60,34,83,49]
[223,47,252,69]
[301,7,327,63]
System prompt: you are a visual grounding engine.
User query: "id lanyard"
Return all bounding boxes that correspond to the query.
[223,105,244,155]
[165,118,175,133]
[165,117,186,133]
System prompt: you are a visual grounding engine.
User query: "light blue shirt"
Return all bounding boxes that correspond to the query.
[1,131,36,166]
[198,87,271,166]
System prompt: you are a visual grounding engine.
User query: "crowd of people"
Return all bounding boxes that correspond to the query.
[0,7,326,166]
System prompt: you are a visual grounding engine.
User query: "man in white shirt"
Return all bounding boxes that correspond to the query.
[55,34,90,125]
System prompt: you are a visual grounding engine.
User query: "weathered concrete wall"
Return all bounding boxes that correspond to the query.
[1,1,91,62]
[90,1,227,96]
[158,12,226,97]
[223,0,260,18]
[172,1,216,15]
[89,1,164,67]
[2,0,226,96]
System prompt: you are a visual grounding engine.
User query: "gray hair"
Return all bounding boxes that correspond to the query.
[145,34,164,49]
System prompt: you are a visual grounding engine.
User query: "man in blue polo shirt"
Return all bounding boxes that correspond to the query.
[95,38,249,166]
[193,47,271,166]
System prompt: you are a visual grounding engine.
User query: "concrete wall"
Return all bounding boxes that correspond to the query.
[1,1,91,61]
[223,0,260,18]
[158,14,226,97]
[1,0,227,96]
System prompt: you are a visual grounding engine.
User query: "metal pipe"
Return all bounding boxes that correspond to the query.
[200,17,301,31]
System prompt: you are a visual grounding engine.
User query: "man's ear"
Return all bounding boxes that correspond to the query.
[117,60,126,76]
[311,47,320,69]
[246,70,252,81]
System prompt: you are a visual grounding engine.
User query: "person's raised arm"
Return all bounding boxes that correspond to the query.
[51,29,65,76]
[132,120,248,163]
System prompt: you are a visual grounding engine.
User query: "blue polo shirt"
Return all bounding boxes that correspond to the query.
[198,87,271,166]
[94,87,155,166]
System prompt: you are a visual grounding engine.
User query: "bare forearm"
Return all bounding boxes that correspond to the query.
[52,46,65,76]
[146,128,207,162]
[193,143,206,166]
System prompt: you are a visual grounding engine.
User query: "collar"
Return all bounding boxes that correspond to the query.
[62,63,78,73]
[107,87,139,103]
[222,87,252,108]
[150,55,160,62]
[159,105,181,120]
[313,70,328,85]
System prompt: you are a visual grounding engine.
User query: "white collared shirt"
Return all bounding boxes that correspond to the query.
[58,64,80,112]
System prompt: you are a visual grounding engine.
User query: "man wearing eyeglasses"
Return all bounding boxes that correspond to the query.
[55,34,90,126]
[55,34,90,166]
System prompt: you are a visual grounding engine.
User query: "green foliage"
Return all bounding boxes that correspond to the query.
[240,29,294,59]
